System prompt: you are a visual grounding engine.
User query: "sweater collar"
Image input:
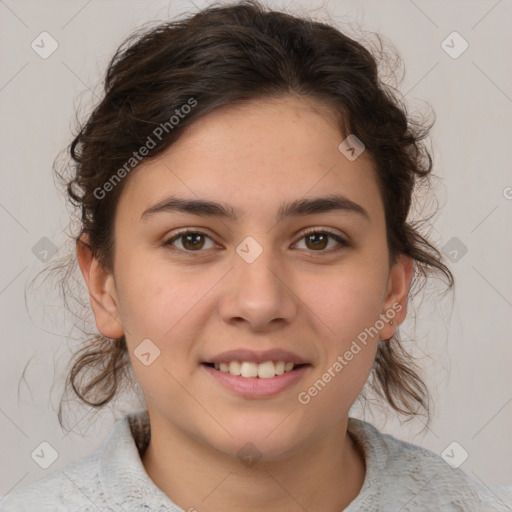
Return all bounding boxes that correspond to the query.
[99,410,384,510]
[344,417,384,510]
[100,410,181,510]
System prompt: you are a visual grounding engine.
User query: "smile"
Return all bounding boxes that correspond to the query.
[204,360,302,378]
[201,362,311,398]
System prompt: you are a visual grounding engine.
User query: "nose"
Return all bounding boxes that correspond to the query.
[218,240,298,332]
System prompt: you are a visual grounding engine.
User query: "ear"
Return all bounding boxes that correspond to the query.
[379,254,414,340]
[76,233,124,339]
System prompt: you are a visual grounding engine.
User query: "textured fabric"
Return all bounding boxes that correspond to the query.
[1,410,511,511]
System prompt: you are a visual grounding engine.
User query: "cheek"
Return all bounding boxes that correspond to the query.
[114,247,209,338]
[293,260,387,407]
[304,263,388,343]
[295,271,384,423]
[116,265,207,401]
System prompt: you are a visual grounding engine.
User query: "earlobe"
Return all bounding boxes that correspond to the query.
[379,254,414,340]
[76,234,124,340]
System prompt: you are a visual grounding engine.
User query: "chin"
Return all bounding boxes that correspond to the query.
[206,416,309,463]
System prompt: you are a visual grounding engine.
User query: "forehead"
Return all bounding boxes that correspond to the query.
[116,96,384,227]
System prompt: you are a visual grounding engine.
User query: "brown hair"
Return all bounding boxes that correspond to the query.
[34,0,453,429]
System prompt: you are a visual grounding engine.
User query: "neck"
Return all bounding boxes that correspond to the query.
[141,414,366,512]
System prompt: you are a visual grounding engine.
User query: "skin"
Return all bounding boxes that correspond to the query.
[77,95,413,512]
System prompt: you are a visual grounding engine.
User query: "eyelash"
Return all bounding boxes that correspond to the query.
[162,228,349,257]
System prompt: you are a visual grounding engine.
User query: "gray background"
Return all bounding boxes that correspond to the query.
[1,0,511,498]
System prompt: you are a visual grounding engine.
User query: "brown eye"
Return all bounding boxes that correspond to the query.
[305,232,329,250]
[295,230,348,253]
[181,233,205,250]
[163,228,348,257]
[164,231,216,253]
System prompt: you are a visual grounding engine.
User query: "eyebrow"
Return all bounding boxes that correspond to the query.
[140,194,370,223]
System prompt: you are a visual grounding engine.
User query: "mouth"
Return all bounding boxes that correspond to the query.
[201,361,310,379]
[200,360,312,398]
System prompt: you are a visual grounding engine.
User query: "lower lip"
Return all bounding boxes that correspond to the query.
[201,364,311,399]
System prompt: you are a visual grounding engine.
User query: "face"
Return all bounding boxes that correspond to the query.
[80,95,412,460]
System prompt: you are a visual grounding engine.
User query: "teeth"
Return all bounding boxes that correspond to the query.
[257,361,275,379]
[229,361,241,375]
[275,361,285,375]
[240,361,258,378]
[212,360,298,378]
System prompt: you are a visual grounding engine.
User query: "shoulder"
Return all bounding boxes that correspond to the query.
[347,418,512,511]
[0,450,104,511]
[0,412,136,511]
[0,410,173,512]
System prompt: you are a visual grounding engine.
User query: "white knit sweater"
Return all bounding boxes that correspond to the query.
[1,410,511,511]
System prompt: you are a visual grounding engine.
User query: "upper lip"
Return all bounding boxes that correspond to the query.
[203,349,310,365]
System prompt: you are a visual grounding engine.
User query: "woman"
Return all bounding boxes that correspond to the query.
[2,1,511,510]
